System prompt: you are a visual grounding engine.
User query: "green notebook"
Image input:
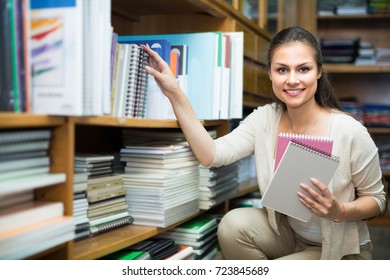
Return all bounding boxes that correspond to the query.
[174,216,217,234]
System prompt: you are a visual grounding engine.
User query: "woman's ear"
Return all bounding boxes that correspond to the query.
[317,69,322,79]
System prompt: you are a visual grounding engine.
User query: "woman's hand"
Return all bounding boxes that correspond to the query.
[141,44,182,99]
[298,177,344,221]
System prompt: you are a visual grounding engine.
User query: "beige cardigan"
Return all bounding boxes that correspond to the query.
[211,103,386,259]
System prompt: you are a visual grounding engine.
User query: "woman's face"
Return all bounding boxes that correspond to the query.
[268,41,322,110]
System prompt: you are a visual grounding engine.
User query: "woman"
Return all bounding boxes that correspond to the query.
[142,26,386,260]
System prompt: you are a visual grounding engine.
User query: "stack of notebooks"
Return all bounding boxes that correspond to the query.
[362,104,390,127]
[0,200,75,259]
[198,163,239,210]
[102,237,195,260]
[74,153,115,178]
[377,143,390,172]
[367,0,390,14]
[237,155,257,183]
[158,215,219,259]
[0,129,72,259]
[86,175,133,236]
[73,172,89,241]
[261,133,340,222]
[120,129,200,228]
[320,37,360,64]
[0,129,66,194]
[120,144,200,227]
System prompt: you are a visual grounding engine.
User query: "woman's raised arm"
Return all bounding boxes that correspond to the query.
[142,44,216,166]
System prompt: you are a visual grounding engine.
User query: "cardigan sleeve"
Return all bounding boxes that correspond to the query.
[332,112,387,213]
[210,110,258,167]
[210,104,278,168]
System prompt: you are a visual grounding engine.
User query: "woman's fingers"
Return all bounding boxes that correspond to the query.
[141,44,166,71]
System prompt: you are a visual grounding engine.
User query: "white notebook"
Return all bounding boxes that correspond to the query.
[261,140,340,222]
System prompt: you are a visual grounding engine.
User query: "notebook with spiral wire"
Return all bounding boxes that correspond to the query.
[261,139,340,222]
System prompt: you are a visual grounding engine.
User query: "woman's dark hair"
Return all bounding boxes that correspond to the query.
[267,26,343,111]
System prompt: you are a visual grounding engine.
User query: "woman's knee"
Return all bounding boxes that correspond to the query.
[217,208,269,240]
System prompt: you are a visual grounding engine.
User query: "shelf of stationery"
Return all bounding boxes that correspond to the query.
[318,14,390,20]
[72,177,258,260]
[324,64,390,73]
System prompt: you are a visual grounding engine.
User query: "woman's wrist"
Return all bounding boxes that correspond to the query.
[332,202,345,223]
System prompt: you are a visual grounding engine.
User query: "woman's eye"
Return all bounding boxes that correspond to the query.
[277,68,287,73]
[299,67,309,73]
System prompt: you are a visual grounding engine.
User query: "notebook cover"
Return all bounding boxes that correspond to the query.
[262,140,340,222]
[274,133,334,171]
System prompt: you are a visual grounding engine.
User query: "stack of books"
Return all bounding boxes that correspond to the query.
[0,129,73,259]
[0,201,74,259]
[367,0,390,14]
[73,171,89,240]
[237,155,257,183]
[363,104,390,127]
[121,144,200,227]
[158,215,219,259]
[74,154,115,178]
[375,48,390,65]
[336,0,368,15]
[355,41,376,66]
[101,237,194,260]
[86,175,133,236]
[198,163,239,210]
[320,37,360,64]
[0,129,66,191]
[377,143,390,172]
[339,98,365,124]
[120,129,200,228]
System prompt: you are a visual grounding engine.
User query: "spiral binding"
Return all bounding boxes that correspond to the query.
[290,139,340,162]
[124,45,149,119]
[90,216,134,236]
[279,133,333,143]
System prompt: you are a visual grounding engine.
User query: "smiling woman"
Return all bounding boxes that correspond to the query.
[142,26,386,260]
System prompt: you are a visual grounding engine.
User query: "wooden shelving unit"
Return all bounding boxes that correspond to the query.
[7,0,389,260]
[72,178,258,260]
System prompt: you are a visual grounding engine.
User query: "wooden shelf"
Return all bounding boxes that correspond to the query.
[0,113,65,128]
[382,171,390,177]
[324,64,390,73]
[318,14,390,20]
[368,127,390,134]
[72,178,258,260]
[69,116,227,128]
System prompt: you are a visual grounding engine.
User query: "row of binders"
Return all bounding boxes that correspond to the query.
[1,0,243,120]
